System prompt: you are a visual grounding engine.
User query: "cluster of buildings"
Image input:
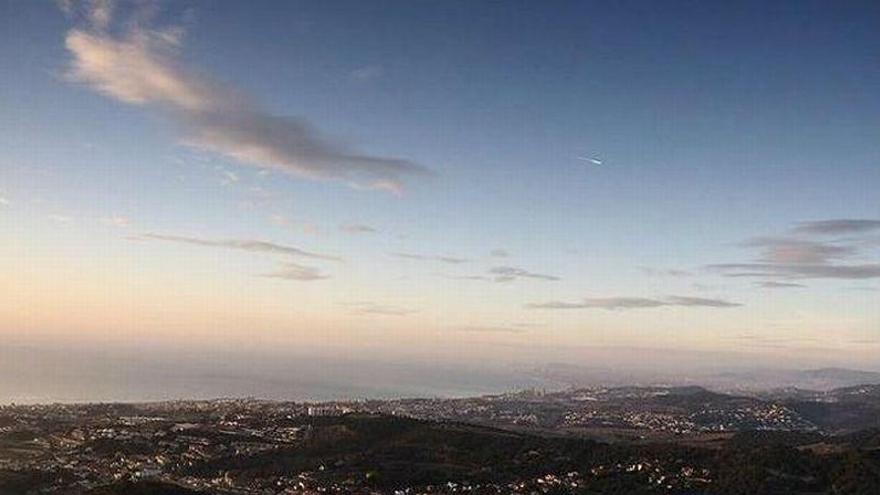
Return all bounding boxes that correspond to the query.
[325,387,818,435]
[0,387,822,493]
[0,401,310,493]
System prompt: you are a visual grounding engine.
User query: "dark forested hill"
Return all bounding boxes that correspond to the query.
[174,414,880,494]
[84,481,207,495]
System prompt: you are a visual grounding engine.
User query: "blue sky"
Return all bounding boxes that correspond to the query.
[1,0,878,371]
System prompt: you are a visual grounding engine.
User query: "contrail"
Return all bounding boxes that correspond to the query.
[577,156,603,165]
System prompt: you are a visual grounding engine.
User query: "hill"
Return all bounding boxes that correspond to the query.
[85,481,207,495]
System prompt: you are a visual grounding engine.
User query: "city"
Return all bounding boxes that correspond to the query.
[2,383,879,493]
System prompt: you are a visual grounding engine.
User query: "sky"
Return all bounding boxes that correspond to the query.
[1,0,879,385]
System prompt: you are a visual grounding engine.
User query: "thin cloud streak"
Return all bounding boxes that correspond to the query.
[709,262,880,279]
[341,223,378,234]
[446,274,491,281]
[261,262,329,281]
[488,266,560,282]
[639,267,693,277]
[136,233,341,261]
[392,252,470,264]
[345,302,418,316]
[449,266,560,282]
[527,295,741,310]
[755,281,807,289]
[62,2,429,193]
[794,219,880,235]
[663,296,742,307]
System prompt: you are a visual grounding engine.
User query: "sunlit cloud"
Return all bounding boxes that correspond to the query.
[527,295,741,310]
[344,301,418,316]
[261,262,329,281]
[708,220,880,280]
[744,237,855,264]
[62,1,430,193]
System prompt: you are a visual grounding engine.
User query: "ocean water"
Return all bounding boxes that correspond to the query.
[0,344,547,404]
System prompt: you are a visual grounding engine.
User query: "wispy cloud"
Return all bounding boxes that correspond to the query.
[0,197,9,206]
[527,295,741,310]
[663,296,742,307]
[639,267,693,277]
[755,281,806,289]
[744,237,855,264]
[708,220,880,280]
[794,219,880,235]
[446,274,492,281]
[392,252,470,264]
[341,223,378,234]
[62,1,429,193]
[709,262,880,279]
[488,266,560,282]
[490,249,510,258]
[345,301,418,316]
[451,266,559,282]
[261,262,328,281]
[136,233,341,261]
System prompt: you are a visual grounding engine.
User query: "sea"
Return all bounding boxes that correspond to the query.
[0,343,550,405]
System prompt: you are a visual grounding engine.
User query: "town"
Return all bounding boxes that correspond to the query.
[2,384,879,494]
